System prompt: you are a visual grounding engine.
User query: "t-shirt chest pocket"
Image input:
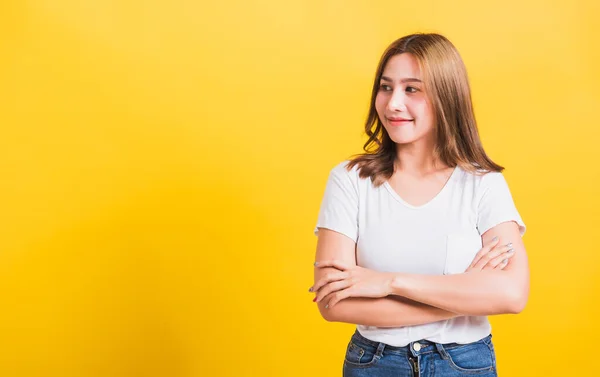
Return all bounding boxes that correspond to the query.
[444,232,483,275]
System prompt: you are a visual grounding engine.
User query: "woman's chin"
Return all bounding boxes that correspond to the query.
[389,135,418,145]
[387,130,433,146]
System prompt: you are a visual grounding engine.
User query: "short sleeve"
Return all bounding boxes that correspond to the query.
[477,172,526,237]
[313,162,359,243]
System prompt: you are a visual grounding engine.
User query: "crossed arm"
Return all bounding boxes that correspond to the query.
[312,221,530,327]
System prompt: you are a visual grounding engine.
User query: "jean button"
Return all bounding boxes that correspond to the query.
[413,342,421,351]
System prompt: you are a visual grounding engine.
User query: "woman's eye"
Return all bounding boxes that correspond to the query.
[379,84,392,91]
[406,86,418,93]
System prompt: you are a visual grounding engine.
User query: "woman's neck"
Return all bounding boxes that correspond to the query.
[394,144,448,177]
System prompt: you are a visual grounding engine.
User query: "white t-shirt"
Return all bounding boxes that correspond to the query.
[314,160,526,347]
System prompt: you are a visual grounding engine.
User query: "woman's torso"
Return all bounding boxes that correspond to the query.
[350,161,489,346]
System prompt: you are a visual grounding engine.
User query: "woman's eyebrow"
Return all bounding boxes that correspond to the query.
[381,76,422,83]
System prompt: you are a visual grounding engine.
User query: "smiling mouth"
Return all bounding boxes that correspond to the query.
[387,118,413,124]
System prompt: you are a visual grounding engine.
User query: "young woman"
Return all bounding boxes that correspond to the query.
[310,33,529,377]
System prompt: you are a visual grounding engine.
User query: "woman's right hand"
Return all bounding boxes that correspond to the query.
[466,237,515,272]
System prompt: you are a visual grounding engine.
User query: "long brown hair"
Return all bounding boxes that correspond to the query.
[347,33,503,186]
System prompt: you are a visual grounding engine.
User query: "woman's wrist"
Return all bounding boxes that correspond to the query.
[387,272,406,296]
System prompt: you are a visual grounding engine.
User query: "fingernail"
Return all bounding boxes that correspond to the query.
[313,297,317,302]
[325,304,329,309]
[308,287,313,292]
[502,259,508,264]
[492,236,498,242]
[506,243,513,248]
[313,262,318,266]
[507,249,514,254]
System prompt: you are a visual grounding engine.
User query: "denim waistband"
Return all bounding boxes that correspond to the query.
[351,329,492,356]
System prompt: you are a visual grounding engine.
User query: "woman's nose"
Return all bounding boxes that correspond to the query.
[387,90,407,112]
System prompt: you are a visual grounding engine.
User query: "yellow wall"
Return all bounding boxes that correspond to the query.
[0,1,598,376]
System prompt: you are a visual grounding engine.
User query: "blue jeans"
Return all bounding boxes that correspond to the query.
[343,330,498,377]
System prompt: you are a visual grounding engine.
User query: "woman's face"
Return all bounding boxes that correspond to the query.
[375,53,436,147]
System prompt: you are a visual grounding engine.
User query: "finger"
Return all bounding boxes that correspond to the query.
[315,280,351,303]
[483,249,516,270]
[492,257,512,270]
[473,243,513,270]
[314,260,350,271]
[312,271,348,292]
[468,237,500,269]
[485,243,514,264]
[473,245,509,270]
[486,250,516,270]
[468,242,504,271]
[494,259,509,270]
[326,289,352,309]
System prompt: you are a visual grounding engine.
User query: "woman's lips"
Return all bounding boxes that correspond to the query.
[387,118,413,125]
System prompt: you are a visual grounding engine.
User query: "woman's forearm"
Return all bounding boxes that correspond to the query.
[390,270,526,316]
[319,295,459,327]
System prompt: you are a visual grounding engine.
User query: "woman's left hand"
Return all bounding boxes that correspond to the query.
[311,260,395,309]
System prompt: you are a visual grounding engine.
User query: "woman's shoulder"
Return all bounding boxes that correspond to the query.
[454,164,510,192]
[329,159,361,178]
[324,160,369,191]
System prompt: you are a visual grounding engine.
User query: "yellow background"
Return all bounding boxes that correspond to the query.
[0,1,598,376]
